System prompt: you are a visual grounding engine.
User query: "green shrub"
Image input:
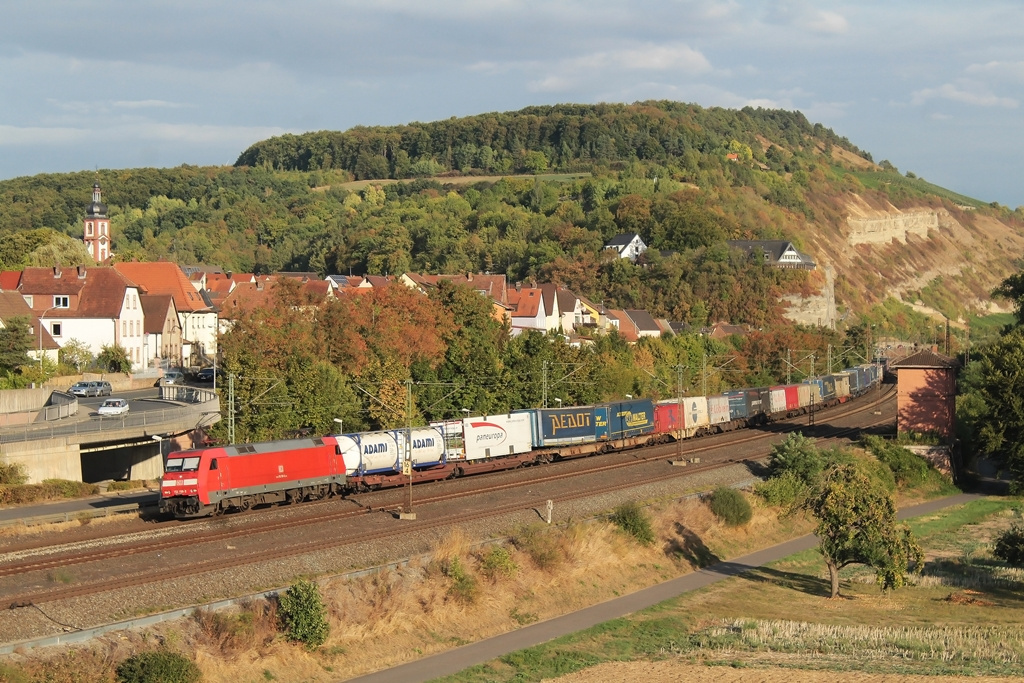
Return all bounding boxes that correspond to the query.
[278,580,330,649]
[108,480,147,491]
[0,460,27,486]
[480,545,518,581]
[609,501,656,546]
[994,525,1024,567]
[116,650,200,683]
[41,479,100,499]
[708,487,753,527]
[767,433,824,484]
[442,556,479,604]
[753,470,806,509]
[863,434,930,486]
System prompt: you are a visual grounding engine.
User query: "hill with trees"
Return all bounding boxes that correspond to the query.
[2,101,1023,336]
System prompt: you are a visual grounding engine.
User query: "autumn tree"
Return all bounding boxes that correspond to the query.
[810,464,923,598]
[218,279,360,442]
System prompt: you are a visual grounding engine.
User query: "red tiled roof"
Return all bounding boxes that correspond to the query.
[0,291,57,350]
[20,266,90,297]
[606,309,639,342]
[114,262,210,313]
[206,279,234,294]
[508,288,543,318]
[0,271,22,291]
[221,279,334,318]
[20,266,136,319]
[363,275,393,288]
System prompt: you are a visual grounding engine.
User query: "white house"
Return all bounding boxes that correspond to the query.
[20,266,146,371]
[604,233,648,261]
[507,287,547,336]
[115,262,218,365]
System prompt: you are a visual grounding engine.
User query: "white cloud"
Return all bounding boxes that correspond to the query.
[766,2,849,35]
[0,122,290,147]
[805,10,848,34]
[113,99,186,109]
[911,83,1017,108]
[528,42,711,92]
[965,60,1024,83]
[0,125,89,145]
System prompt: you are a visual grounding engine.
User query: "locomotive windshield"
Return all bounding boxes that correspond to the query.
[165,456,202,472]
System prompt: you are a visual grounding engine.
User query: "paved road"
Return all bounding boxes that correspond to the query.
[348,492,983,683]
[0,490,157,524]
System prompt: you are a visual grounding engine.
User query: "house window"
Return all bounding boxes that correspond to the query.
[50,322,62,337]
[53,295,69,308]
[122,321,127,337]
[24,295,33,307]
[86,222,94,236]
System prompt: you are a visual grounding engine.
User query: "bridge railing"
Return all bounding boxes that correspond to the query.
[159,385,217,403]
[0,400,220,444]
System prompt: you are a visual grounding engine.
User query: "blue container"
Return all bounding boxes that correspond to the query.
[720,389,761,421]
[535,405,608,446]
[606,399,655,438]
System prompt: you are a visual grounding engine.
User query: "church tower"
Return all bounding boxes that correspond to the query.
[83,182,112,262]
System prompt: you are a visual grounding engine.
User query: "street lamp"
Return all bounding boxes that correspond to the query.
[553,397,562,406]
[332,417,343,435]
[625,394,633,400]
[38,305,58,371]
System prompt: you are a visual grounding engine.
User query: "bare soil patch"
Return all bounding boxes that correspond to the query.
[546,659,1021,683]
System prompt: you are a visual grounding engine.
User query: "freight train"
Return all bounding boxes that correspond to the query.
[159,364,881,518]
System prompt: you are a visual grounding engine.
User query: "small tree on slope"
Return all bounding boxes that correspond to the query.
[809,464,923,598]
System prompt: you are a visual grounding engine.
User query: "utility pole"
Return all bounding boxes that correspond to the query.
[702,352,708,397]
[676,364,684,461]
[786,348,792,384]
[542,360,548,409]
[401,378,416,520]
[228,373,235,444]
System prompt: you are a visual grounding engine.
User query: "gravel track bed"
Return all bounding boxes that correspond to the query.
[0,396,893,646]
[0,460,759,646]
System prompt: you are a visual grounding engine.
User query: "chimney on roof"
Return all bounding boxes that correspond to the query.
[467,272,473,281]
[77,265,87,279]
[53,265,61,278]
[515,281,522,291]
[256,281,264,291]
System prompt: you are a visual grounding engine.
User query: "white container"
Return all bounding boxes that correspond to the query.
[708,395,731,425]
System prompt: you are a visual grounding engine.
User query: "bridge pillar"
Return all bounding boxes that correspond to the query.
[1,437,82,483]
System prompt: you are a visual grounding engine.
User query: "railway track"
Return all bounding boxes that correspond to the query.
[1,387,894,607]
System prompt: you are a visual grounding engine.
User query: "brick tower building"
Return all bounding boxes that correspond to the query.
[83,182,112,263]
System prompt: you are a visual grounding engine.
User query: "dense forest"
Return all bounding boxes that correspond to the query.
[234,102,871,179]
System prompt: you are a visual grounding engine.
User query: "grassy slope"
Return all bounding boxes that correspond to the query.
[438,497,1024,682]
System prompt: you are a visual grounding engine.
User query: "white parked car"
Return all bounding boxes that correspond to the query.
[97,398,130,416]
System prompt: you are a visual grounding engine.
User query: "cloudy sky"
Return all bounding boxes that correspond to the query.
[2,1,1023,207]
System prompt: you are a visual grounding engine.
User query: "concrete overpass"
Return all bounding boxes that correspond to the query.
[0,387,220,484]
